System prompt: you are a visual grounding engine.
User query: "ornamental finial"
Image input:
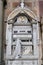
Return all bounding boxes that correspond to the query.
[20,0,24,8]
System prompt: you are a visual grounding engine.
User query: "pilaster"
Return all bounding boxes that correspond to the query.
[6,24,12,58]
[33,23,38,56]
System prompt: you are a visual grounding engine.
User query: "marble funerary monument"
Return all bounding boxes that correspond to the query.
[3,0,41,65]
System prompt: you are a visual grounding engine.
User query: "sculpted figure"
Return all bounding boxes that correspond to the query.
[12,38,21,59]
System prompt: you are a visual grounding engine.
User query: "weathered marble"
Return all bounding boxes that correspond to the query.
[4,1,41,65]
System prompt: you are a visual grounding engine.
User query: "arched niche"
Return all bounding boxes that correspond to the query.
[10,13,33,25]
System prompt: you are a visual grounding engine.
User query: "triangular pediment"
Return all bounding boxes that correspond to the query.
[7,6,37,21]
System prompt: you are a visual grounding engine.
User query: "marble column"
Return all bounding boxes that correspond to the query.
[6,24,12,58]
[37,22,42,65]
[42,24,43,64]
[33,23,38,57]
[0,0,4,65]
[32,23,39,65]
[37,22,40,57]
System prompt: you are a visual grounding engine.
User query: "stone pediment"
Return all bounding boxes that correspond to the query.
[7,6,37,22]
